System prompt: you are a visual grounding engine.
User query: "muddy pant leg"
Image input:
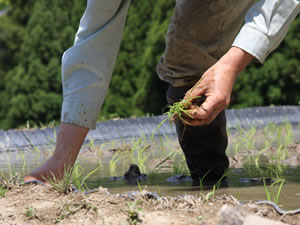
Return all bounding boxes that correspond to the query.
[159,0,255,180]
[61,0,131,129]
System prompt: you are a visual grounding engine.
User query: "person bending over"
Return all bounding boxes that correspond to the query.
[24,0,299,183]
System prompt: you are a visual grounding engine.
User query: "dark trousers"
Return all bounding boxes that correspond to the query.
[166,85,229,180]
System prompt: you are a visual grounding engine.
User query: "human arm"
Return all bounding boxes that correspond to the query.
[184,47,253,126]
[185,0,300,126]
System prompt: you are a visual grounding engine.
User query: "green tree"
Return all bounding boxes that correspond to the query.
[0,0,35,128]
[101,0,174,118]
[0,0,9,9]
[0,0,76,128]
[232,16,300,108]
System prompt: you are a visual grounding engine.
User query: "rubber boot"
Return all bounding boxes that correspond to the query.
[167,85,229,183]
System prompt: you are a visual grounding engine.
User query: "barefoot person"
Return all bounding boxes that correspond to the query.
[24,0,299,183]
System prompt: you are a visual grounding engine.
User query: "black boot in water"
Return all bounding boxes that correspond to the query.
[166,85,229,183]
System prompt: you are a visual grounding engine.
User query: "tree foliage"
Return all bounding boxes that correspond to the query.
[0,0,77,128]
[232,16,300,108]
[101,0,173,118]
[0,1,299,129]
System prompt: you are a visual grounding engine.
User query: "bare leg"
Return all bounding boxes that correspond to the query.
[24,123,89,183]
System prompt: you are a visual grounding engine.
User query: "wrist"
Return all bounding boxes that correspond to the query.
[219,47,253,76]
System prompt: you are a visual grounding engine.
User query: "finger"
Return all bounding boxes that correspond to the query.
[182,108,220,126]
[189,96,219,120]
[184,84,206,100]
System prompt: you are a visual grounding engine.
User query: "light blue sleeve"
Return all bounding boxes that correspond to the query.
[233,0,300,63]
[60,0,131,129]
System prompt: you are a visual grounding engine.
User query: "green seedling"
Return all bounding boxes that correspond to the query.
[205,184,216,201]
[170,151,188,175]
[136,180,143,192]
[215,170,229,190]
[275,125,283,147]
[254,141,270,168]
[238,126,257,150]
[204,170,229,200]
[263,177,285,205]
[156,185,161,197]
[198,170,212,192]
[262,166,285,204]
[33,145,41,164]
[130,138,143,154]
[234,141,242,155]
[20,152,27,172]
[47,128,57,147]
[96,148,103,174]
[129,137,151,173]
[46,163,100,194]
[283,122,293,148]
[44,165,73,194]
[172,162,185,175]
[126,200,143,225]
[72,164,101,192]
[88,135,95,149]
[0,185,7,197]
[276,144,287,162]
[131,145,151,174]
[110,151,125,177]
[0,152,22,187]
[25,206,40,220]
[148,154,173,178]
[171,150,189,175]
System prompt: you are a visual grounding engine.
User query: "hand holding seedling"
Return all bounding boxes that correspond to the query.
[183,47,253,126]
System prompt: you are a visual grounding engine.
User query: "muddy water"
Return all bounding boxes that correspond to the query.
[0,125,300,210]
[2,150,299,210]
[76,161,300,210]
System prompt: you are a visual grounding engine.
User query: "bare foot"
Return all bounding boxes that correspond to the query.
[24,155,66,183]
[24,123,89,183]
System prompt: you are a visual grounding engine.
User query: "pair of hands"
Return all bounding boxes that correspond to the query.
[183,47,253,126]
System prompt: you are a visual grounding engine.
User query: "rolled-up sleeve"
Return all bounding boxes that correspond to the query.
[61,0,130,129]
[233,0,300,63]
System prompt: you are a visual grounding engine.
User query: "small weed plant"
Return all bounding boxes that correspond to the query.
[25,206,40,221]
[0,185,6,197]
[45,166,74,194]
[45,164,100,193]
[126,200,143,225]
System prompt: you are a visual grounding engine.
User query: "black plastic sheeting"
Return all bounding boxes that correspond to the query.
[0,106,299,152]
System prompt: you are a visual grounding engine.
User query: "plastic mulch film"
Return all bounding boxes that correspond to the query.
[0,106,299,152]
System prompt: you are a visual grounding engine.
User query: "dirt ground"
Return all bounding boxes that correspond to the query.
[0,184,299,225]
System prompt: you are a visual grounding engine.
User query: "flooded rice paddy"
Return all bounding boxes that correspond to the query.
[1,123,300,210]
